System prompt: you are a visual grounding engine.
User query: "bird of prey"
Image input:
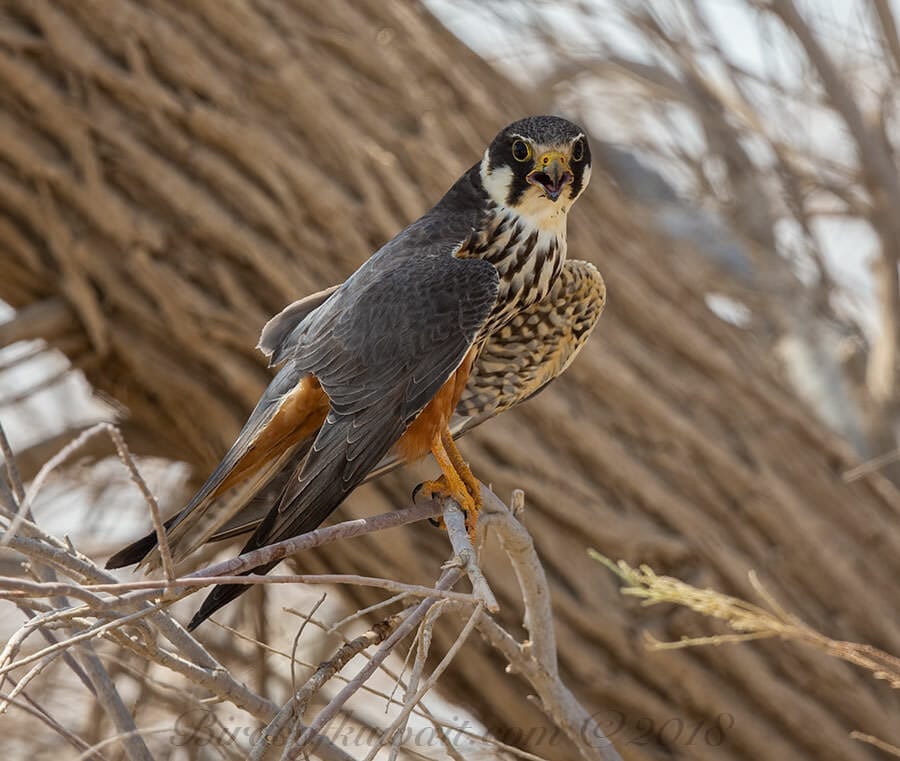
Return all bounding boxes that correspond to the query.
[107,115,605,630]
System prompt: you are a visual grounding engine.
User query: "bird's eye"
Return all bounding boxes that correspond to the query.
[512,140,532,162]
[571,138,585,162]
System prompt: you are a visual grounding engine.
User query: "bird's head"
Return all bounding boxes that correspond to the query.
[480,115,591,230]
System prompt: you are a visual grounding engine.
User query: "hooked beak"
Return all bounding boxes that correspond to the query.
[527,151,573,202]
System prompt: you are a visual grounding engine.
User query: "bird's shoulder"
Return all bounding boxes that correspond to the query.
[260,165,494,366]
[286,164,497,355]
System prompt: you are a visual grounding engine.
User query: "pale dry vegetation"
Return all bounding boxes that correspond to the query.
[2,1,900,760]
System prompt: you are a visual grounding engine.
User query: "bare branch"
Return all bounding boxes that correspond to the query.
[0,421,25,505]
[441,496,499,612]
[475,611,622,761]
[75,642,154,761]
[482,486,558,678]
[368,603,483,761]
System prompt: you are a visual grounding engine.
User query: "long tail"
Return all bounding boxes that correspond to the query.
[105,363,328,570]
[186,493,329,630]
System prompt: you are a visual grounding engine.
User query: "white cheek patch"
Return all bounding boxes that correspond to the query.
[480,153,514,208]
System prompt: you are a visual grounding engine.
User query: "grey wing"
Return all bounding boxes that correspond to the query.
[258,284,341,366]
[365,259,605,480]
[205,260,603,542]
[241,252,500,550]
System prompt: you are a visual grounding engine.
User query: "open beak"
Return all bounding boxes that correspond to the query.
[527,151,573,202]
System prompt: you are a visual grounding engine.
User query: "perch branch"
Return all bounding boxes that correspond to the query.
[481,486,558,678]
[441,496,499,612]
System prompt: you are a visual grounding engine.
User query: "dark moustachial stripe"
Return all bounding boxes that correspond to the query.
[568,141,590,201]
[505,171,531,207]
[569,169,584,202]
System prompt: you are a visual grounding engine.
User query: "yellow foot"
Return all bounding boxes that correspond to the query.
[415,474,482,541]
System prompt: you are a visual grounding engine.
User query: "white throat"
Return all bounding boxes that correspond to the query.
[479,149,570,237]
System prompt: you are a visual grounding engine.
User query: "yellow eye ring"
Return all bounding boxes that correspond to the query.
[571,138,585,162]
[511,139,532,162]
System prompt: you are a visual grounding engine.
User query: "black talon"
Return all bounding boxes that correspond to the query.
[413,481,442,526]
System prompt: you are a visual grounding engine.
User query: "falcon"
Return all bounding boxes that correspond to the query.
[107,115,605,630]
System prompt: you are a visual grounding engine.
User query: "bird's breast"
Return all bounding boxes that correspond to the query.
[458,205,567,334]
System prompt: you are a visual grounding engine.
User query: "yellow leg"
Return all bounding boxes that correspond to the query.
[441,428,482,513]
[419,427,481,539]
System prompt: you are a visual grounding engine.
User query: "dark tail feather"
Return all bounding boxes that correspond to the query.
[187,559,279,631]
[187,499,284,629]
[105,515,179,569]
[185,485,339,630]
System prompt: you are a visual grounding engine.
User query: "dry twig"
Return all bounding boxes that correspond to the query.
[1,423,623,761]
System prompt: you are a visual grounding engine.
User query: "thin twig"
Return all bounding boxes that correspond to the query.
[1,421,175,588]
[851,731,900,758]
[327,591,409,633]
[289,570,462,755]
[0,653,63,713]
[103,424,175,584]
[72,725,182,761]
[17,605,97,696]
[249,610,406,761]
[842,447,900,481]
[4,424,107,544]
[1,692,107,760]
[0,421,25,505]
[369,604,483,761]
[0,606,165,678]
[290,593,327,694]
[441,497,498,612]
[387,599,448,761]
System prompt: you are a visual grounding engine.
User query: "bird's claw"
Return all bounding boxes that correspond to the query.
[413,480,448,527]
[415,476,480,540]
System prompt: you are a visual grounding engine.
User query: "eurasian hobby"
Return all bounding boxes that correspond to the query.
[107,115,606,629]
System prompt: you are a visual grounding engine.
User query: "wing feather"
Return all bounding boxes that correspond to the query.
[256,254,499,545]
[188,236,499,628]
[258,285,340,366]
[181,260,602,553]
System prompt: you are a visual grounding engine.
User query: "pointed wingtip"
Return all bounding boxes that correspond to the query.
[187,582,249,631]
[186,610,204,632]
[105,536,151,569]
